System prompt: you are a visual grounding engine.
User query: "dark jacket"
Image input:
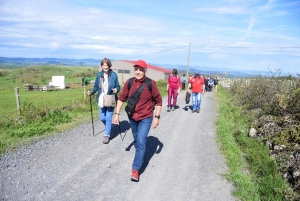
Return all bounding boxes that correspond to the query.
[91,69,120,102]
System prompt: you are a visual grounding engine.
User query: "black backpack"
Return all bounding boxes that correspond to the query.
[125,77,153,117]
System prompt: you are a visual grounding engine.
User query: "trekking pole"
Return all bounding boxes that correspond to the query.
[89,95,95,136]
[118,124,123,141]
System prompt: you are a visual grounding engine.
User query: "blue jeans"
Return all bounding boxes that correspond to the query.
[99,106,114,136]
[129,117,153,171]
[192,92,202,111]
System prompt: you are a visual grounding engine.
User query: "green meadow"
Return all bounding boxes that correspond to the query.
[0,88,87,120]
[0,65,168,153]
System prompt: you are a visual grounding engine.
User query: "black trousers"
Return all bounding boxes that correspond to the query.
[182,82,186,90]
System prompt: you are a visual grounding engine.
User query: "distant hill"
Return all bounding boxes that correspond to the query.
[152,63,294,78]
[0,57,100,67]
[0,57,293,78]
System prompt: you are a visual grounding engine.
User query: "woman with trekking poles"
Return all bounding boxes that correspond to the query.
[88,58,120,144]
[113,60,162,181]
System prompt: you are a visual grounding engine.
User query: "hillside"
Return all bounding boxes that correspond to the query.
[0,65,96,90]
[0,57,291,78]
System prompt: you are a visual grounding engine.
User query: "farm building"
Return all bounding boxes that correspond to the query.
[49,76,65,89]
[101,60,172,85]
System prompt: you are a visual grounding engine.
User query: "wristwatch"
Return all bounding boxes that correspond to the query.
[155,115,160,119]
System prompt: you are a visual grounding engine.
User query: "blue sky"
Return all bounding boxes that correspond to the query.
[0,0,299,74]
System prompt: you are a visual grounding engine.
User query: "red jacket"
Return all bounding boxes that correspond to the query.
[168,74,182,89]
[190,77,204,93]
[119,76,162,121]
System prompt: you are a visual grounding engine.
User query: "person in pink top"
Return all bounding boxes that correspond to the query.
[167,69,182,111]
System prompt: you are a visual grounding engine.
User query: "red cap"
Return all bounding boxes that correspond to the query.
[133,60,147,69]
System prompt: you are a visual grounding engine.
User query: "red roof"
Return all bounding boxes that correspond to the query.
[123,60,172,73]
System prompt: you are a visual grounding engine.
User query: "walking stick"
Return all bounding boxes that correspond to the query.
[89,95,95,136]
[118,123,123,141]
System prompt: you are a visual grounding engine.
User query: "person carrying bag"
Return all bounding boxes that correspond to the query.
[99,76,117,108]
[113,60,162,182]
[88,58,120,144]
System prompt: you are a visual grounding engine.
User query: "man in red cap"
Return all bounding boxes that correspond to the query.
[113,60,162,181]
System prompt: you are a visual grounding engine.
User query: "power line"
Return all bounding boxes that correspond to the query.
[114,43,299,62]
[191,44,300,49]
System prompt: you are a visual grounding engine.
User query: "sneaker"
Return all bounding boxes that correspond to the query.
[167,107,170,112]
[192,110,196,113]
[103,136,109,144]
[196,109,200,113]
[171,107,175,111]
[130,170,139,181]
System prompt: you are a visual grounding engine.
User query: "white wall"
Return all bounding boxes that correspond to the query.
[50,76,65,89]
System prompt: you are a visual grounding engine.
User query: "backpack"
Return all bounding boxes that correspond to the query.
[125,83,146,117]
[214,79,218,85]
[184,91,191,104]
[125,77,153,117]
[127,77,152,93]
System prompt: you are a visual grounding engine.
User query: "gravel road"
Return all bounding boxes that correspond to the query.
[0,91,236,201]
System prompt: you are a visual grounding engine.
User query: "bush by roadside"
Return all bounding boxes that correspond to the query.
[227,72,300,200]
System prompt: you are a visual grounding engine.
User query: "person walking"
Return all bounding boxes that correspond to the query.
[208,76,214,92]
[204,75,209,92]
[181,74,186,90]
[188,73,205,113]
[88,58,120,144]
[214,76,219,92]
[167,69,181,112]
[113,60,162,181]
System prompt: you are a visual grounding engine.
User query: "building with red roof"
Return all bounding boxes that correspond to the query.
[110,60,172,85]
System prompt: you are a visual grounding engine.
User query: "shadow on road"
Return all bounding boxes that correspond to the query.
[125,136,163,176]
[110,121,131,141]
[182,105,192,111]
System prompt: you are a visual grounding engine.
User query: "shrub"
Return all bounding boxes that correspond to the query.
[229,72,300,199]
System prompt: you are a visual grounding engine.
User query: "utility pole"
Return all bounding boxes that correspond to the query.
[62,60,64,75]
[15,87,21,116]
[186,42,191,85]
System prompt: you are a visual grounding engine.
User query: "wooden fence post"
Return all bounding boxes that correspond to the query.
[84,85,86,100]
[15,87,21,116]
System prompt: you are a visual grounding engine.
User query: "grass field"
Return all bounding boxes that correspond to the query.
[0,87,90,120]
[0,65,168,153]
[0,65,97,90]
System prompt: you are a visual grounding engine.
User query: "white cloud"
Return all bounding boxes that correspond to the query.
[267,10,289,17]
[0,0,299,73]
[245,15,256,36]
[195,6,249,14]
[69,44,135,55]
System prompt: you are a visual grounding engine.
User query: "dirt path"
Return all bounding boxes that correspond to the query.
[0,91,235,201]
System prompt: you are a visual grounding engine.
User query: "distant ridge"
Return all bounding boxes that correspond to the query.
[151,63,294,78]
[0,57,100,67]
[0,57,294,78]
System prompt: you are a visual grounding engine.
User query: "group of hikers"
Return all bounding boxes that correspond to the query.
[183,74,219,92]
[87,58,218,181]
[167,70,219,113]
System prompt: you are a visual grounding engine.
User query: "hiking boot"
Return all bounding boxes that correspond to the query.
[167,107,170,112]
[103,136,109,144]
[130,170,139,181]
[196,109,200,113]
